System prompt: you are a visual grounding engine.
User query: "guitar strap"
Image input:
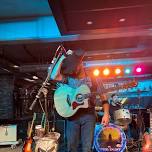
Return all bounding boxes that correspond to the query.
[81,76,97,107]
[94,78,109,105]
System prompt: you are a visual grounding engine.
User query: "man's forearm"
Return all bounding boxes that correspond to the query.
[50,54,65,80]
[103,103,110,115]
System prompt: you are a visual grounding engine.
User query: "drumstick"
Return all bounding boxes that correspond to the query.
[120,98,128,105]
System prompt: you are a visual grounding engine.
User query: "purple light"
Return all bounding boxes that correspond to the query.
[136,67,142,73]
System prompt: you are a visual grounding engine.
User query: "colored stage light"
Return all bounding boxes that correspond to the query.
[103,68,110,76]
[125,68,131,74]
[115,68,121,75]
[93,69,100,76]
[136,67,142,73]
[143,144,150,151]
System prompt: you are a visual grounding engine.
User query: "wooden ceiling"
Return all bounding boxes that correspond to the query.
[49,0,152,34]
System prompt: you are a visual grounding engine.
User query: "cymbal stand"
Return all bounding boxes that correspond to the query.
[51,104,56,132]
[43,88,50,133]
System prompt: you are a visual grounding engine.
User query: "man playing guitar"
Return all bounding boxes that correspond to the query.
[50,48,110,152]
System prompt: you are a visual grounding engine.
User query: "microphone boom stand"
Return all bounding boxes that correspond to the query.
[29,47,62,111]
[29,45,66,134]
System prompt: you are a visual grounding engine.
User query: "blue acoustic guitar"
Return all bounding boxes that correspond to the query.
[54,81,137,118]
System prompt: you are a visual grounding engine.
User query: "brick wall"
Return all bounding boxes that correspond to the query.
[0,74,14,119]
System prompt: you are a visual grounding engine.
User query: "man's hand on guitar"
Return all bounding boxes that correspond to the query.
[101,113,110,126]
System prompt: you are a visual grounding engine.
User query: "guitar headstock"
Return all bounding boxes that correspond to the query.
[104,80,138,93]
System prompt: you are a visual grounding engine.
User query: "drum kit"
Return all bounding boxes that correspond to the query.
[94,108,140,152]
[33,113,61,152]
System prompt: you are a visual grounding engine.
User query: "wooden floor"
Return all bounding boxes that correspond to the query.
[0,145,142,152]
[0,141,67,152]
[0,145,67,152]
[0,145,22,152]
[0,140,142,152]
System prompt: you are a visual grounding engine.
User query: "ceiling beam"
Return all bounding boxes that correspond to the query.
[84,56,152,67]
[84,46,147,56]
[19,56,152,72]
[0,27,152,45]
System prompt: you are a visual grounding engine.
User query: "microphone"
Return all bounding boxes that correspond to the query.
[66,49,73,55]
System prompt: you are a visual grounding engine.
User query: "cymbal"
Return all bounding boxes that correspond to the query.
[95,106,103,111]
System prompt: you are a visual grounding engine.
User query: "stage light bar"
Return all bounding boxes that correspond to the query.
[89,64,146,78]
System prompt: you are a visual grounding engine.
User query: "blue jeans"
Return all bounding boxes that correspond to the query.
[66,114,96,152]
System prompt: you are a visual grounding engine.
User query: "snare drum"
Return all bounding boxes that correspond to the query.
[35,125,45,138]
[114,109,131,125]
[94,123,126,152]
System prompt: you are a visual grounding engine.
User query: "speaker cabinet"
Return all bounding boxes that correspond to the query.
[0,125,17,142]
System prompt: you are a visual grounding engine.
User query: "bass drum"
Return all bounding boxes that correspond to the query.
[94,123,126,152]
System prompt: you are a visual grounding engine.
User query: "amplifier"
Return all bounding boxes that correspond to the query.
[0,125,17,142]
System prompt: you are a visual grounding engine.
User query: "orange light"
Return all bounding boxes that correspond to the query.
[103,68,110,76]
[115,68,121,75]
[142,144,150,151]
[145,144,150,149]
[93,69,100,76]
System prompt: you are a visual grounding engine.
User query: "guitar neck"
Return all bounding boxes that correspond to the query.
[28,113,36,138]
[85,82,136,97]
[104,85,128,93]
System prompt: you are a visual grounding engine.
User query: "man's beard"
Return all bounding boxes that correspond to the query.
[66,69,81,78]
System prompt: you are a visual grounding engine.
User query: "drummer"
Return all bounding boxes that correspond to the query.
[109,93,122,122]
[109,93,128,130]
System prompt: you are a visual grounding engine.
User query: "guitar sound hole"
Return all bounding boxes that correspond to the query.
[76,94,84,103]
